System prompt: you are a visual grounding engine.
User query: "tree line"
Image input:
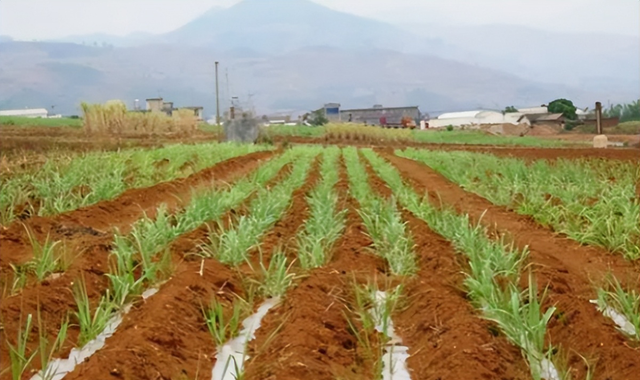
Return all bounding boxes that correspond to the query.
[603,100,640,122]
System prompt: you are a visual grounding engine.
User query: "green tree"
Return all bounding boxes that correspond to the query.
[548,99,577,120]
[604,100,640,122]
[503,106,518,113]
[308,109,329,126]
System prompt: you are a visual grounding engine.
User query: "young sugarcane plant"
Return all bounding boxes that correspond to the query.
[6,314,37,380]
[203,298,247,347]
[596,275,639,341]
[23,226,64,282]
[72,278,115,347]
[37,311,69,380]
[106,233,145,308]
[249,250,296,299]
[296,148,346,269]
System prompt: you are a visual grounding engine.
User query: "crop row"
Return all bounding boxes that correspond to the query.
[2,147,307,379]
[398,148,640,260]
[0,142,270,225]
[3,146,638,380]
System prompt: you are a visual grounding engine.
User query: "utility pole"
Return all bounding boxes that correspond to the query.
[595,101,603,135]
[215,61,220,126]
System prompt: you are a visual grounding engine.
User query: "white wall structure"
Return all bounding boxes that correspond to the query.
[0,108,49,118]
[517,106,548,114]
[429,110,529,129]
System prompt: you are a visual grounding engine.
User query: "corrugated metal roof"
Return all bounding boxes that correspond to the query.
[341,106,419,112]
[0,108,49,117]
[518,106,548,114]
[535,113,564,121]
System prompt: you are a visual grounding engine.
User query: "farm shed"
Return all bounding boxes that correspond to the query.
[0,108,49,118]
[340,105,420,126]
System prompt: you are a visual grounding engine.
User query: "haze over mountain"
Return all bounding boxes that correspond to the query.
[0,0,637,116]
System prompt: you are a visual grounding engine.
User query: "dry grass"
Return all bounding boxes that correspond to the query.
[325,123,413,143]
[81,100,198,135]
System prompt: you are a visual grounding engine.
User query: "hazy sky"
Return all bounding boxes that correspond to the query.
[1,0,638,39]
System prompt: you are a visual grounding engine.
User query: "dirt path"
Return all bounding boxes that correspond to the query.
[380,151,640,379]
[361,156,530,379]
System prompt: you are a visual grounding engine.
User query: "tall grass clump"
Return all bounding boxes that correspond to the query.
[362,149,561,379]
[81,100,198,135]
[326,123,413,144]
[398,148,640,260]
[296,147,346,269]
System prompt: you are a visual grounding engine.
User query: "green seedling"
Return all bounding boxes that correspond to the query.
[9,263,30,295]
[72,278,115,347]
[106,233,145,308]
[297,147,346,269]
[203,299,246,347]
[24,226,63,282]
[252,250,296,298]
[597,276,639,341]
[202,151,317,266]
[361,149,560,380]
[397,148,640,260]
[6,314,37,380]
[343,147,416,276]
[37,311,69,380]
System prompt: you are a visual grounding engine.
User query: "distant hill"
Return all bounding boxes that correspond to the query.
[49,32,155,47]
[160,0,452,55]
[406,24,640,97]
[0,41,589,116]
[1,0,636,116]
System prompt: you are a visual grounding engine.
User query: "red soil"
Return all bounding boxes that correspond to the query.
[0,152,274,379]
[244,160,386,380]
[63,259,243,380]
[50,156,317,380]
[0,151,274,268]
[273,135,640,161]
[361,156,530,378]
[380,150,640,379]
[245,155,530,380]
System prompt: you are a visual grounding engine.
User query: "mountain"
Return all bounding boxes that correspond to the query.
[160,0,453,55]
[0,40,590,117]
[405,24,640,98]
[1,0,636,116]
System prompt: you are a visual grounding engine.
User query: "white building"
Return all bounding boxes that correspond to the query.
[517,106,548,114]
[0,108,49,118]
[429,110,531,129]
